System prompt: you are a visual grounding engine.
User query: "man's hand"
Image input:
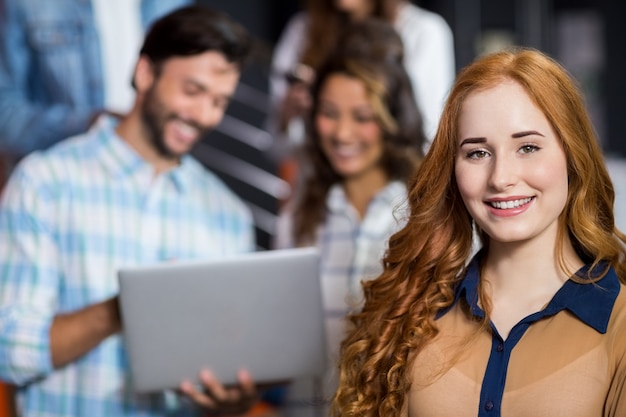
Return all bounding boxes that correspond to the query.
[179,369,257,415]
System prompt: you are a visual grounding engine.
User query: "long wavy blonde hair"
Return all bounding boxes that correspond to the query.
[293,19,425,245]
[331,47,626,417]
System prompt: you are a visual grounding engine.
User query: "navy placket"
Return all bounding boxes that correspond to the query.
[477,317,535,416]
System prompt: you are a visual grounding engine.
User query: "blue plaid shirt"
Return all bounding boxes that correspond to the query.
[0,115,255,416]
[275,181,409,417]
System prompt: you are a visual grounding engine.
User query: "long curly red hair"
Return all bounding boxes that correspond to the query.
[331,47,626,417]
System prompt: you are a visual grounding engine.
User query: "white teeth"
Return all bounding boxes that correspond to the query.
[334,146,360,157]
[175,120,198,138]
[489,197,533,209]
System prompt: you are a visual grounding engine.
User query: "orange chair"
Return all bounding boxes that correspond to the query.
[0,382,16,417]
[1,156,15,415]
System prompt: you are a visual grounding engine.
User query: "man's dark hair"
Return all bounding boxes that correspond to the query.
[140,5,252,69]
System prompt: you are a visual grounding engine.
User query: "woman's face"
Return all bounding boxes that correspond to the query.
[454,80,569,249]
[315,73,385,181]
[334,0,374,20]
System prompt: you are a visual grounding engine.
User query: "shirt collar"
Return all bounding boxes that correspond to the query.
[94,114,199,194]
[326,180,407,213]
[452,252,620,334]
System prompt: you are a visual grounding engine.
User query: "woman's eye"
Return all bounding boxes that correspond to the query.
[519,144,540,154]
[354,114,375,123]
[466,149,489,159]
[317,108,337,119]
[318,112,337,120]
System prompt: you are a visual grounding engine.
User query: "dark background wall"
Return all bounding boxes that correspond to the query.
[200,0,625,157]
[195,0,626,248]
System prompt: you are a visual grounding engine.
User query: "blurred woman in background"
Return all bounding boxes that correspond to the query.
[269,0,454,191]
[274,18,426,416]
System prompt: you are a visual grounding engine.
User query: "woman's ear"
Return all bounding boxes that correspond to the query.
[133,56,155,93]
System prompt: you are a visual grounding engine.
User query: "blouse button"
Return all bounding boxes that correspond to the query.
[485,400,494,411]
[496,342,504,352]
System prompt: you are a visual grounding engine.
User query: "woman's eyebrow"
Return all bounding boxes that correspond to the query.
[511,130,545,138]
[459,137,486,146]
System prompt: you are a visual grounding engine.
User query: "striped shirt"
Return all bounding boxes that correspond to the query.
[0,115,255,417]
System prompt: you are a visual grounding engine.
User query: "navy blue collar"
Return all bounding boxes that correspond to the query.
[448,253,621,334]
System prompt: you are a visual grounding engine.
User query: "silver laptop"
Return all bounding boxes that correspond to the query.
[117,247,326,393]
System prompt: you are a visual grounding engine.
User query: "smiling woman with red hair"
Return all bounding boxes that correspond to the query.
[332,47,626,417]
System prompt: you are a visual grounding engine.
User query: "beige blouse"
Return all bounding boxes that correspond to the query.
[408,262,626,417]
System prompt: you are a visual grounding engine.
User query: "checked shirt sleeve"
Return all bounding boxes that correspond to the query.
[0,157,60,384]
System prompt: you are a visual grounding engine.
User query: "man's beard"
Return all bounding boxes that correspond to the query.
[140,85,211,160]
